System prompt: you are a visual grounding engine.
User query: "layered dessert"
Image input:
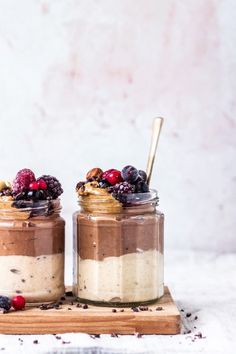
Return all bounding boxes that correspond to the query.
[0,169,65,303]
[74,166,164,306]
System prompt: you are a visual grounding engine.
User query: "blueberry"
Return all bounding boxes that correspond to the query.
[121,166,139,183]
[99,179,111,189]
[138,170,147,182]
[135,181,149,193]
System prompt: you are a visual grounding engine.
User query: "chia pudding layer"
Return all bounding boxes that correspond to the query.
[0,214,65,303]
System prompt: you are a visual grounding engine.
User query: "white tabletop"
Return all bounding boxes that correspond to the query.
[0,250,235,354]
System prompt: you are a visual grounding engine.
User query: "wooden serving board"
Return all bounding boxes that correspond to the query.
[0,287,180,335]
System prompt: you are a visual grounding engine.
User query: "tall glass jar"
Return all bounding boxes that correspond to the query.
[0,198,65,304]
[73,190,164,306]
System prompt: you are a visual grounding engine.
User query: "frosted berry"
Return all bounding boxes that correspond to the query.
[103,169,122,185]
[11,295,25,310]
[37,175,63,199]
[102,169,115,180]
[0,295,11,311]
[121,166,139,183]
[29,181,39,191]
[12,169,36,195]
[138,170,147,182]
[111,182,135,203]
[135,181,149,193]
[37,179,47,190]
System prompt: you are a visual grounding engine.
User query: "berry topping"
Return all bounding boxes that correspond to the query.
[11,295,25,310]
[0,295,11,311]
[37,175,63,199]
[138,170,147,182]
[37,179,47,190]
[121,166,139,183]
[29,181,39,191]
[110,181,135,202]
[98,179,111,188]
[135,180,149,193]
[12,169,36,195]
[102,169,116,180]
[86,168,103,181]
[102,169,122,185]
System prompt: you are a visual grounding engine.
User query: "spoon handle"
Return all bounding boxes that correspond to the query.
[146,117,164,186]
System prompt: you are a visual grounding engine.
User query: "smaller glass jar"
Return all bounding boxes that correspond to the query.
[0,198,65,304]
[73,190,164,306]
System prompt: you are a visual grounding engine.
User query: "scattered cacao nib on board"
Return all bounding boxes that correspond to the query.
[156,306,163,311]
[139,306,149,311]
[131,307,139,312]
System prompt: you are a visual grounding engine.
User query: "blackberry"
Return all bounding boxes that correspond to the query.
[0,295,11,311]
[135,181,149,193]
[37,175,63,199]
[121,166,139,183]
[111,182,135,203]
[12,168,36,195]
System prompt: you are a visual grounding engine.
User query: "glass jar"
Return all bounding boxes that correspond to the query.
[73,190,164,306]
[0,198,65,304]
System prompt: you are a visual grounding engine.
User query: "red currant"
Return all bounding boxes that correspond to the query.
[29,181,39,191]
[11,295,26,310]
[103,169,122,185]
[37,179,47,190]
[102,169,115,180]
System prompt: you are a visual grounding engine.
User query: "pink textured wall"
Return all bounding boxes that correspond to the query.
[0,0,236,267]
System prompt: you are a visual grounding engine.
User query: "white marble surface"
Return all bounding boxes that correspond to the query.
[0,250,236,354]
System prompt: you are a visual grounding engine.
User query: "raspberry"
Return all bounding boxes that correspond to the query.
[12,169,36,195]
[0,295,11,311]
[102,169,122,185]
[11,295,25,310]
[121,166,139,183]
[37,175,63,199]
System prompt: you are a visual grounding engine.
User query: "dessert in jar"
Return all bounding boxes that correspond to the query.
[73,165,164,306]
[0,169,65,304]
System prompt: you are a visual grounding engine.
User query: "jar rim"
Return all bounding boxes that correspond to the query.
[78,189,159,206]
[0,198,61,214]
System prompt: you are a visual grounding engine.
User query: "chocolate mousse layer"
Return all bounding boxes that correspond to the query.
[76,212,163,261]
[0,217,65,256]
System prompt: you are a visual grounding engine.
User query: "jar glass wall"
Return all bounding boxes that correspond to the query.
[73,190,164,306]
[0,199,65,304]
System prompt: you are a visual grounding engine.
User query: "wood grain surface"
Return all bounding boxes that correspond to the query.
[0,287,180,335]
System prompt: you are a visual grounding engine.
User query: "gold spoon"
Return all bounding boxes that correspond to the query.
[146,117,164,186]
